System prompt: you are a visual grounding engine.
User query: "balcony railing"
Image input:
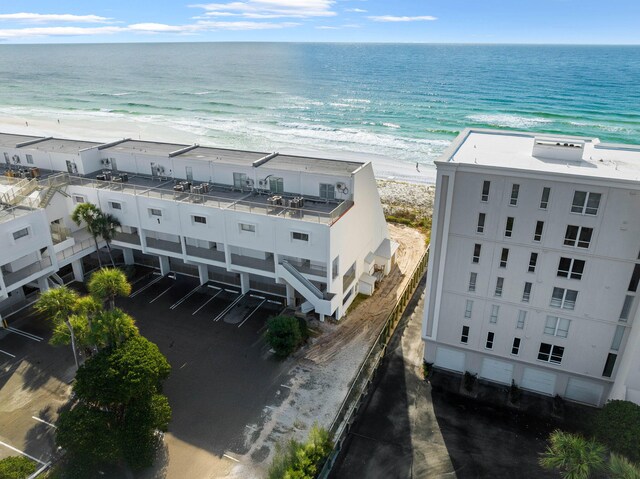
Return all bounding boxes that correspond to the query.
[280,257,327,277]
[113,231,141,245]
[2,256,53,286]
[230,253,275,272]
[185,244,226,262]
[145,237,183,253]
[50,223,71,244]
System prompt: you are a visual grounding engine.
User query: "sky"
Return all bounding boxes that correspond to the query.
[0,0,639,44]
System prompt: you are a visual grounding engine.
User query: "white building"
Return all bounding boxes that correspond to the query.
[0,132,395,323]
[423,128,640,407]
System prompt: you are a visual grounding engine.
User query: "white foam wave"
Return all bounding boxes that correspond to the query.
[382,122,400,129]
[342,98,371,104]
[467,114,553,129]
[111,92,133,97]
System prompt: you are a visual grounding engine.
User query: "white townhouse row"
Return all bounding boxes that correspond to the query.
[0,132,396,322]
[423,128,640,407]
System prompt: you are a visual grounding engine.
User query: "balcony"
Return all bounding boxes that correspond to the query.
[145,237,182,254]
[280,256,327,278]
[185,244,226,262]
[230,253,275,272]
[114,231,141,245]
[2,256,53,287]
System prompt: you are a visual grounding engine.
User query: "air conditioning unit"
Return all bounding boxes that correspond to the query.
[12,155,20,164]
[158,166,166,174]
[336,182,346,190]
[101,158,111,166]
[245,179,254,187]
[258,179,266,187]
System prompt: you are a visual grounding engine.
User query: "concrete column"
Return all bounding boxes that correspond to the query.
[71,259,84,283]
[319,313,325,323]
[37,276,50,293]
[198,264,209,285]
[159,256,171,276]
[286,283,296,307]
[240,272,250,294]
[122,248,135,266]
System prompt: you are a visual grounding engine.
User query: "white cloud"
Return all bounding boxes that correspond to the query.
[316,25,338,29]
[345,8,366,13]
[191,0,336,18]
[0,13,112,24]
[0,26,124,39]
[368,15,437,22]
[196,20,300,30]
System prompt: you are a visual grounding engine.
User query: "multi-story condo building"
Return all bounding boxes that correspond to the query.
[0,132,395,323]
[423,128,640,407]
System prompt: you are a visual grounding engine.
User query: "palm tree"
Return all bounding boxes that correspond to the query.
[90,308,138,349]
[35,286,80,369]
[71,203,103,267]
[87,268,131,311]
[540,430,607,479]
[609,453,640,479]
[95,212,121,267]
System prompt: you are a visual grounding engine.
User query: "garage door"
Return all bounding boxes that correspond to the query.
[521,368,556,396]
[565,378,604,406]
[480,358,514,385]
[435,347,466,373]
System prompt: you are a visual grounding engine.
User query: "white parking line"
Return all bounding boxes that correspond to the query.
[149,285,173,304]
[0,439,47,465]
[0,349,15,358]
[130,274,164,298]
[225,288,240,294]
[223,453,240,463]
[192,289,222,315]
[213,293,246,322]
[170,285,202,310]
[238,299,266,328]
[7,327,43,342]
[32,416,57,428]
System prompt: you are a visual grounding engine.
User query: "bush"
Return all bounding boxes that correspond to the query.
[267,424,333,479]
[266,316,306,358]
[0,456,37,479]
[463,371,477,392]
[592,400,640,462]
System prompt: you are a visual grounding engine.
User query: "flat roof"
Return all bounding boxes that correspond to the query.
[101,139,190,156]
[446,129,640,182]
[178,146,268,166]
[23,138,101,154]
[0,133,44,149]
[260,154,364,175]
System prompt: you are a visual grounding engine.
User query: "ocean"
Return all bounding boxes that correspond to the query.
[0,43,638,178]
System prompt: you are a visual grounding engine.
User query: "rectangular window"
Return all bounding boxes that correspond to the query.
[510,184,520,206]
[620,295,634,322]
[528,253,538,273]
[149,208,162,217]
[499,248,509,268]
[550,287,578,310]
[319,183,336,200]
[240,223,256,233]
[611,325,625,351]
[571,191,601,215]
[3,152,8,163]
[109,201,122,210]
[564,225,593,248]
[602,353,617,377]
[557,258,585,280]
[505,217,514,237]
[495,277,504,297]
[517,310,526,329]
[468,272,477,292]
[538,343,564,364]
[26,154,34,164]
[193,215,207,224]
[522,282,532,302]
[292,232,309,241]
[490,305,499,323]
[544,316,571,338]
[533,221,544,242]
[73,195,86,204]
[540,187,551,209]
[477,213,486,234]
[464,300,473,319]
[12,227,29,240]
[461,325,470,344]
[486,331,495,349]
[472,244,481,264]
[629,264,640,292]
[332,257,339,280]
[481,180,490,202]
[512,337,521,355]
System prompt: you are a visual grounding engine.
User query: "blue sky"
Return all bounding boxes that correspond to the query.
[0,0,638,44]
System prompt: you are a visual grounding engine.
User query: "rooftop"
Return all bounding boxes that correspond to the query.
[100,139,191,156]
[0,133,44,149]
[445,128,640,183]
[258,154,364,176]
[178,145,268,166]
[22,138,101,154]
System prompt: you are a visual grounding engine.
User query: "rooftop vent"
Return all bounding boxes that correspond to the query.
[532,137,585,162]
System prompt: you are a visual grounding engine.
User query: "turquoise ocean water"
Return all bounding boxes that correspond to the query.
[0,43,638,171]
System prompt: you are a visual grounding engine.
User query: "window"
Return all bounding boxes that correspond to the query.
[233,172,248,190]
[292,232,309,241]
[73,195,86,204]
[464,300,473,319]
[485,332,495,349]
[602,353,617,377]
[629,264,640,292]
[611,325,625,351]
[538,343,564,364]
[468,272,477,292]
[522,282,532,302]
[495,277,504,297]
[109,201,122,210]
[193,215,207,224]
[499,248,509,268]
[571,191,601,215]
[505,217,514,237]
[149,208,162,217]
[26,154,34,164]
[564,225,593,248]
[481,180,490,202]
[3,152,8,163]
[461,326,470,344]
[550,287,578,310]
[477,213,486,234]
[528,253,538,273]
[544,316,571,338]
[533,221,544,242]
[512,338,521,355]
[540,187,551,209]
[620,295,634,322]
[490,305,499,323]
[557,258,585,280]
[510,184,520,206]
[516,310,526,329]
[12,227,29,240]
[240,223,256,233]
[332,257,339,279]
[319,183,335,200]
[472,244,481,263]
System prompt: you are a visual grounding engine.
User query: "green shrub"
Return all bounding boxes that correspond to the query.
[266,316,306,358]
[267,424,333,479]
[0,456,37,479]
[592,400,640,462]
[463,371,477,392]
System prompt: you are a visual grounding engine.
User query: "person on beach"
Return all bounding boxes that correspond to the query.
[25,121,28,127]
[416,162,420,172]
